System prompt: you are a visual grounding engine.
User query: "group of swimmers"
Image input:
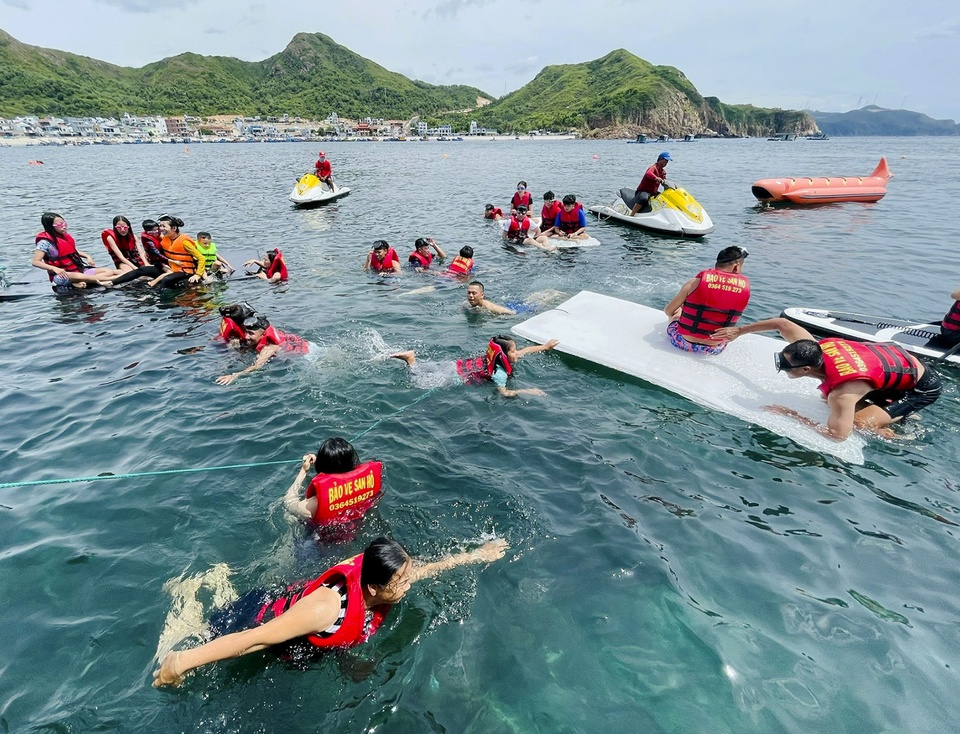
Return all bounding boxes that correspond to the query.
[31,212,288,292]
[362,237,475,276]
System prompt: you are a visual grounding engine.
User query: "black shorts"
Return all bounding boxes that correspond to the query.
[866,363,942,420]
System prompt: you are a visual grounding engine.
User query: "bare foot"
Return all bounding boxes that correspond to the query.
[389,350,416,366]
[98,280,114,288]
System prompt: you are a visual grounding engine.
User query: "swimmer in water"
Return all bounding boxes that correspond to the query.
[152,536,508,687]
[215,316,315,385]
[390,335,559,397]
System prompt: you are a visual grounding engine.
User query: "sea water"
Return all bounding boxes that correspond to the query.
[1,138,958,733]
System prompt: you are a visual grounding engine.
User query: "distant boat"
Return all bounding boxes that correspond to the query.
[680,134,697,142]
[627,134,648,144]
[767,133,797,141]
[806,132,829,140]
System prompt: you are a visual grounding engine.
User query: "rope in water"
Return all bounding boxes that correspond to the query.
[0,387,439,489]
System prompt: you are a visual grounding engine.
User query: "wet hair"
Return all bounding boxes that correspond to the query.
[360,537,410,587]
[468,280,484,292]
[41,211,63,240]
[484,204,495,211]
[112,215,133,234]
[562,194,576,206]
[517,180,527,188]
[414,237,431,249]
[543,191,555,201]
[516,206,528,214]
[142,219,159,232]
[459,245,474,258]
[716,246,749,266]
[781,340,824,369]
[219,302,255,322]
[245,316,270,332]
[266,249,280,264]
[314,437,360,475]
[197,231,211,239]
[372,239,390,251]
[158,215,184,231]
[491,334,515,353]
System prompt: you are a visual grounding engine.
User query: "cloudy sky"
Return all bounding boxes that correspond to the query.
[2,0,958,120]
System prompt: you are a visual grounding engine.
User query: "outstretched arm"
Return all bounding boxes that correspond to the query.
[216,344,281,385]
[714,317,815,343]
[410,539,509,582]
[153,585,342,687]
[483,299,517,316]
[516,338,559,359]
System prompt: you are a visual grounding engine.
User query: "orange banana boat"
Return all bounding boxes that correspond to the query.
[751,158,891,204]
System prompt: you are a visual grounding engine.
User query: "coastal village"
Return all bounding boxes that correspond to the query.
[0,112,581,145]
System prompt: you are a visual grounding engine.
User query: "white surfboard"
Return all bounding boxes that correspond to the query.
[512,291,866,464]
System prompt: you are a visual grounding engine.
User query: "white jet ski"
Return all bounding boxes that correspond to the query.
[782,308,960,366]
[289,173,351,206]
[588,186,714,237]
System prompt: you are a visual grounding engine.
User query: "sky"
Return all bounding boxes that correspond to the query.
[2,0,959,120]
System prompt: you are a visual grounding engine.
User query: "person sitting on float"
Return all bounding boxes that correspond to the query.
[152,536,509,687]
[215,316,316,385]
[195,231,235,277]
[147,215,206,288]
[283,437,383,532]
[101,215,150,273]
[363,240,402,274]
[408,237,447,271]
[539,194,589,240]
[32,211,124,291]
[245,249,288,282]
[510,181,533,215]
[390,334,559,398]
[503,206,552,250]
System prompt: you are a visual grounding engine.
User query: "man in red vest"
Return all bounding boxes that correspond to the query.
[314,151,334,190]
[664,246,750,355]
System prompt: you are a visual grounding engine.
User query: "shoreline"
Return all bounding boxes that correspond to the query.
[0,134,579,148]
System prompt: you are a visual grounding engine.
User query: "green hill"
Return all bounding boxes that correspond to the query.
[0,29,490,119]
[428,49,814,137]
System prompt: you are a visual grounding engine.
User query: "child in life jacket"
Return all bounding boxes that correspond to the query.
[282,437,384,540]
[195,231,234,277]
[483,204,503,220]
[217,303,255,345]
[389,335,559,397]
[444,246,474,278]
[244,249,288,282]
[408,238,446,271]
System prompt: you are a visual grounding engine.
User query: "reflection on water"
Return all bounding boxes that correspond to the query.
[0,138,959,733]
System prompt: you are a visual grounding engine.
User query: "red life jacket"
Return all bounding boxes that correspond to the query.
[817,339,919,397]
[256,325,310,354]
[140,232,166,266]
[305,461,383,525]
[448,256,473,275]
[511,191,532,209]
[409,250,433,269]
[557,203,584,234]
[219,317,246,341]
[484,207,503,219]
[456,339,514,385]
[541,201,562,224]
[265,249,288,281]
[675,269,751,339]
[507,216,531,240]
[254,554,389,649]
[101,228,141,268]
[370,247,400,272]
[36,231,84,281]
[942,301,960,333]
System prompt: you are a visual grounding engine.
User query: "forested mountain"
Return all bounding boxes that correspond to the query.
[0,29,490,119]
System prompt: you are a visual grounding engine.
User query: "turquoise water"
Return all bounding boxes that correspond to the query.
[1,138,959,733]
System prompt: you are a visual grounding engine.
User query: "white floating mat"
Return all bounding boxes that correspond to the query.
[546,236,601,249]
[512,291,866,464]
